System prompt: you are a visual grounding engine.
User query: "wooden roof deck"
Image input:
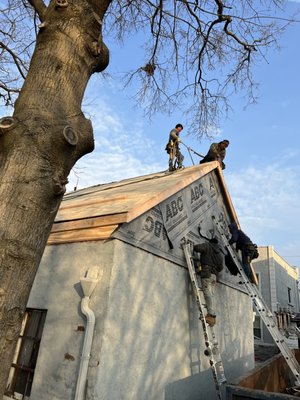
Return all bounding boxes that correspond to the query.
[48,162,237,244]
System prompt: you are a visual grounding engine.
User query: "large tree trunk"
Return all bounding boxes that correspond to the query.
[0,0,110,395]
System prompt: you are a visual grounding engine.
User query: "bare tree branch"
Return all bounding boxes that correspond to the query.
[0,82,20,106]
[89,0,114,20]
[0,42,27,80]
[27,0,46,21]
[1,0,299,135]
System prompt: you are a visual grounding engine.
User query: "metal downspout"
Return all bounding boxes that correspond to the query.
[75,268,99,400]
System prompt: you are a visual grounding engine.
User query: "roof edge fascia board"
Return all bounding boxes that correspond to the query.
[51,212,129,232]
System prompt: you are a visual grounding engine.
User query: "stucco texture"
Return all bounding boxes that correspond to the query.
[28,239,254,400]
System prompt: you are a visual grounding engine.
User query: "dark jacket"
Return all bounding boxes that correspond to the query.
[228,222,251,251]
[200,142,226,163]
[193,241,225,278]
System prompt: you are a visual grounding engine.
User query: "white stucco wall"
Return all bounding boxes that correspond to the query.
[27,239,254,400]
[27,240,114,400]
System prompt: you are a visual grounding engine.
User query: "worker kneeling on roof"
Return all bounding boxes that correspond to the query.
[200,140,229,170]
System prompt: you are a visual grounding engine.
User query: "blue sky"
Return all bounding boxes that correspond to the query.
[1,2,299,267]
[67,2,300,268]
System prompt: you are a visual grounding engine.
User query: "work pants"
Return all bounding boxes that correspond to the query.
[169,146,184,170]
[201,273,217,316]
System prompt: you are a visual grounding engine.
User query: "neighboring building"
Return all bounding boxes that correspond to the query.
[5,163,255,400]
[252,246,300,346]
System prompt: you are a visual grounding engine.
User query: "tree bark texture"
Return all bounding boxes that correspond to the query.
[0,0,110,395]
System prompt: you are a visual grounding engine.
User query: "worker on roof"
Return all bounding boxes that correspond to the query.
[165,123,184,172]
[228,222,259,284]
[200,140,229,170]
[193,237,225,327]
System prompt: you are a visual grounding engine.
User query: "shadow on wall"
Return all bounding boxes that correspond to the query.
[165,354,255,400]
[28,237,254,400]
[91,244,193,399]
[90,239,254,399]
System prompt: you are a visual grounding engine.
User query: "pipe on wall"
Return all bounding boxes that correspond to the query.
[75,268,99,400]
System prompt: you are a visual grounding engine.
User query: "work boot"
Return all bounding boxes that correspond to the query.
[205,314,216,327]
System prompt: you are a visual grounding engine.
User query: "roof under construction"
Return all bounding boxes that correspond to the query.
[48,162,237,245]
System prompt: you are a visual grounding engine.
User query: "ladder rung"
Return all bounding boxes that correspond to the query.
[215,360,224,366]
[190,361,201,366]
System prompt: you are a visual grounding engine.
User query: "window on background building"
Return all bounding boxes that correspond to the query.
[288,287,292,304]
[253,315,262,340]
[5,308,47,400]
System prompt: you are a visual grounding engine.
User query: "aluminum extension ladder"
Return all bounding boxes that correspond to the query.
[212,216,300,387]
[183,243,226,400]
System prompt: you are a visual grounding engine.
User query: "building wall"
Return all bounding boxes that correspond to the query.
[252,247,272,308]
[273,255,300,313]
[252,246,300,344]
[252,247,274,343]
[20,169,257,400]
[27,240,115,400]
[27,239,254,400]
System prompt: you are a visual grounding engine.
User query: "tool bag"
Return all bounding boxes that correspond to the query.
[165,140,174,154]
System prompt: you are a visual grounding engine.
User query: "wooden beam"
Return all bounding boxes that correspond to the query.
[51,213,127,232]
[47,225,119,245]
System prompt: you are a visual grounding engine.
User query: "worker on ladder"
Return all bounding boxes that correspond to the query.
[228,222,259,283]
[193,238,225,327]
[165,123,184,172]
